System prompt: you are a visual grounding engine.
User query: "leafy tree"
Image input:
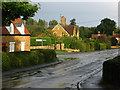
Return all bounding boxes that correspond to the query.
[114,27,120,34]
[49,20,58,28]
[2,2,40,26]
[70,18,76,25]
[96,18,116,36]
[29,25,46,37]
[38,19,48,28]
[25,17,37,26]
[79,26,92,39]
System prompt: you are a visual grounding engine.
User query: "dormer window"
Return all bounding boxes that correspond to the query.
[15,23,22,27]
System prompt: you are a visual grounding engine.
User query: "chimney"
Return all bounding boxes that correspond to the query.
[113,31,115,36]
[98,31,100,36]
[61,16,66,26]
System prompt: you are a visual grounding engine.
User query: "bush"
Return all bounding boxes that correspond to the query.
[2,53,11,71]
[94,42,100,50]
[2,49,57,71]
[86,43,90,52]
[103,56,120,86]
[99,43,106,50]
[89,42,95,51]
[31,37,51,46]
[31,49,57,63]
[79,43,86,52]
[106,41,111,49]
[95,42,106,50]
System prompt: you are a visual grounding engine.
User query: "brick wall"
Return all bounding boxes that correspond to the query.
[53,25,68,37]
[2,36,30,52]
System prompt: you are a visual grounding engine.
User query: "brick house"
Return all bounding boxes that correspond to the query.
[0,18,31,52]
[91,31,107,38]
[52,16,79,39]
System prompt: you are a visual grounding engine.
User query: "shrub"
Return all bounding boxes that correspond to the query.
[32,49,57,63]
[103,55,120,86]
[99,43,106,50]
[106,41,111,49]
[31,37,51,46]
[79,43,86,52]
[110,37,118,46]
[89,42,95,51]
[2,49,57,71]
[86,43,90,52]
[2,53,11,71]
[94,42,100,50]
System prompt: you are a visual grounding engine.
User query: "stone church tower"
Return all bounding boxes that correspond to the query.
[61,16,66,26]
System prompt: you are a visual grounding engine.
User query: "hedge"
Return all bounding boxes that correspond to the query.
[103,55,120,86]
[2,49,57,71]
[106,41,111,49]
[95,43,107,50]
[30,37,51,46]
[89,42,95,51]
[99,43,106,50]
[31,49,57,63]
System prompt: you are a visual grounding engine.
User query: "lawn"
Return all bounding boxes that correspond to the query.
[55,50,68,54]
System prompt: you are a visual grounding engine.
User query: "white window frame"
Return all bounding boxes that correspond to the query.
[9,42,15,52]
[21,42,25,51]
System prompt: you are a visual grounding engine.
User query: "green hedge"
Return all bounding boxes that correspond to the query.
[99,43,106,50]
[30,37,51,46]
[106,41,111,49]
[2,49,57,71]
[31,49,57,63]
[103,55,120,86]
[95,43,107,50]
[90,42,95,51]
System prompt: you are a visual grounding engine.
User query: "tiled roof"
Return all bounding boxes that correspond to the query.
[62,25,79,35]
[11,18,22,23]
[0,26,9,34]
[1,18,30,35]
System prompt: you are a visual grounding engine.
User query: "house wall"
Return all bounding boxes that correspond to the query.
[53,25,68,37]
[2,36,30,52]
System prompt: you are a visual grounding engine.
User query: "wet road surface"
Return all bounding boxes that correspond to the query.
[2,49,119,88]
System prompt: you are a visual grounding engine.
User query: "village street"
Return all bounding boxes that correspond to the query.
[2,49,119,89]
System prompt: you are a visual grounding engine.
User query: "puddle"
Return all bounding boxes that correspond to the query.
[58,83,69,88]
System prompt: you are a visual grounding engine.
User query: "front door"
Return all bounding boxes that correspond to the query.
[9,42,15,52]
[21,42,25,51]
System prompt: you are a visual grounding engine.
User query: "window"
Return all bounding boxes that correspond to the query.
[15,23,22,27]
[9,42,15,52]
[21,42,25,51]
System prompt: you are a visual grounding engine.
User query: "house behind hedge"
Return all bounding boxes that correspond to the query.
[0,18,31,52]
[52,16,79,39]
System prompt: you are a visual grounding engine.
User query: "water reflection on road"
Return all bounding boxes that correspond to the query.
[2,49,119,88]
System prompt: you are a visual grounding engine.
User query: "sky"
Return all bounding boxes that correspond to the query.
[32,2,118,27]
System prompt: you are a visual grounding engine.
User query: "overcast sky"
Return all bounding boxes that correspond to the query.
[32,2,118,27]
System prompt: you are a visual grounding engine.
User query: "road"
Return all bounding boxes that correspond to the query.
[2,49,119,88]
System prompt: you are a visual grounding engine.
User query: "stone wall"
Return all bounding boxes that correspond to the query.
[2,36,30,52]
[30,43,80,52]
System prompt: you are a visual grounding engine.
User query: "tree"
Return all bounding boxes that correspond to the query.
[38,19,48,28]
[29,25,46,37]
[49,20,58,28]
[79,26,92,39]
[96,18,116,36]
[2,2,40,26]
[70,18,76,25]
